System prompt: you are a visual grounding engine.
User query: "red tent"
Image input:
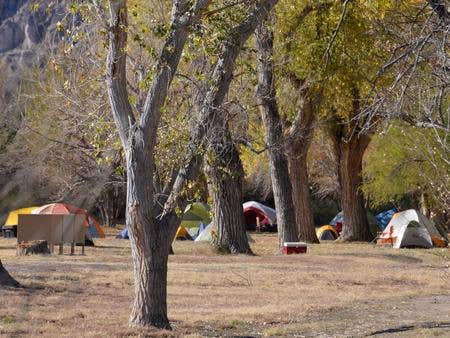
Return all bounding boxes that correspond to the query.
[243,201,277,231]
[32,203,105,238]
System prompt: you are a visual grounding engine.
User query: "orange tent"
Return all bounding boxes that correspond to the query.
[32,203,105,238]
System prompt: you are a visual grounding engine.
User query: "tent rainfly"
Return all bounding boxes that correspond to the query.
[32,203,105,238]
[377,209,448,248]
[316,225,339,241]
[243,201,277,231]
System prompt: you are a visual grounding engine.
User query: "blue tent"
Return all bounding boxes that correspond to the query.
[375,209,397,230]
[330,212,344,226]
[116,228,129,239]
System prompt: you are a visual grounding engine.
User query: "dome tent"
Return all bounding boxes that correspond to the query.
[377,209,448,248]
[375,209,397,230]
[4,207,39,227]
[330,211,380,237]
[181,202,211,228]
[243,201,277,231]
[32,203,105,238]
[316,225,339,241]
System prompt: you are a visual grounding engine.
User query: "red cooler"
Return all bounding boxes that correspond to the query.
[283,242,307,254]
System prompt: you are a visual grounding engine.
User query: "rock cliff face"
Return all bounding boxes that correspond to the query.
[0,0,68,99]
[0,0,65,52]
[0,1,71,216]
[0,1,28,24]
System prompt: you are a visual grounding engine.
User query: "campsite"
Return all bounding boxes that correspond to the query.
[1,232,449,337]
[1,202,449,336]
[0,0,449,337]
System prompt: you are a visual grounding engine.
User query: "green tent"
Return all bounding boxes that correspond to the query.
[181,202,211,228]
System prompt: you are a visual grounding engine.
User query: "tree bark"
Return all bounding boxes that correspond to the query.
[105,0,209,328]
[256,18,299,247]
[285,84,319,243]
[337,135,372,241]
[329,85,373,242]
[288,150,318,242]
[0,260,21,288]
[206,118,252,254]
[125,134,179,328]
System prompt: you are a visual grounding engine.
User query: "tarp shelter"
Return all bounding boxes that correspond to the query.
[377,209,448,248]
[330,211,380,237]
[32,203,105,238]
[4,207,39,226]
[375,209,397,230]
[243,201,277,231]
[316,225,339,241]
[181,202,211,228]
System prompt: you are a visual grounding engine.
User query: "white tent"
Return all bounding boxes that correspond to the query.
[195,223,215,242]
[195,223,254,243]
[377,209,448,248]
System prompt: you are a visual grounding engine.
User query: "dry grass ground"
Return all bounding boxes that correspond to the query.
[0,231,449,337]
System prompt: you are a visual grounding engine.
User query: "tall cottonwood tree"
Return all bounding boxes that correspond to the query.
[276,0,411,241]
[101,0,279,328]
[257,10,331,244]
[104,0,211,327]
[284,82,321,243]
[256,17,299,246]
[168,2,280,254]
[328,89,373,242]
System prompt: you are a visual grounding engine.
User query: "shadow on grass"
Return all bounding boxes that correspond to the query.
[367,321,450,336]
[335,252,423,263]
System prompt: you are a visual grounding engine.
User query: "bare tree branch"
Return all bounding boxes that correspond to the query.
[324,0,350,66]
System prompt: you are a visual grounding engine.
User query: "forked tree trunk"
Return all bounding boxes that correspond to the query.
[126,137,179,328]
[104,0,279,329]
[207,125,252,254]
[285,85,319,243]
[256,18,299,247]
[337,136,372,242]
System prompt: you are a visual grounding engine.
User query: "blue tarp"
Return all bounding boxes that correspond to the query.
[88,223,100,238]
[330,212,344,226]
[375,209,397,230]
[117,228,129,239]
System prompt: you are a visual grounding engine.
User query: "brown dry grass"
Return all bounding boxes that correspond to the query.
[0,232,449,337]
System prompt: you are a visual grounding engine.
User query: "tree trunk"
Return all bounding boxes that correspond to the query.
[207,123,252,254]
[256,19,298,247]
[419,192,430,217]
[288,151,318,242]
[337,136,372,242]
[126,134,178,328]
[285,85,319,243]
[104,0,279,329]
[0,260,21,288]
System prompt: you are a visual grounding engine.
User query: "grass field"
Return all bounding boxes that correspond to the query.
[0,231,449,337]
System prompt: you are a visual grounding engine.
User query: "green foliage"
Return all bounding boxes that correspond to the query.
[275,0,408,121]
[362,122,450,209]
